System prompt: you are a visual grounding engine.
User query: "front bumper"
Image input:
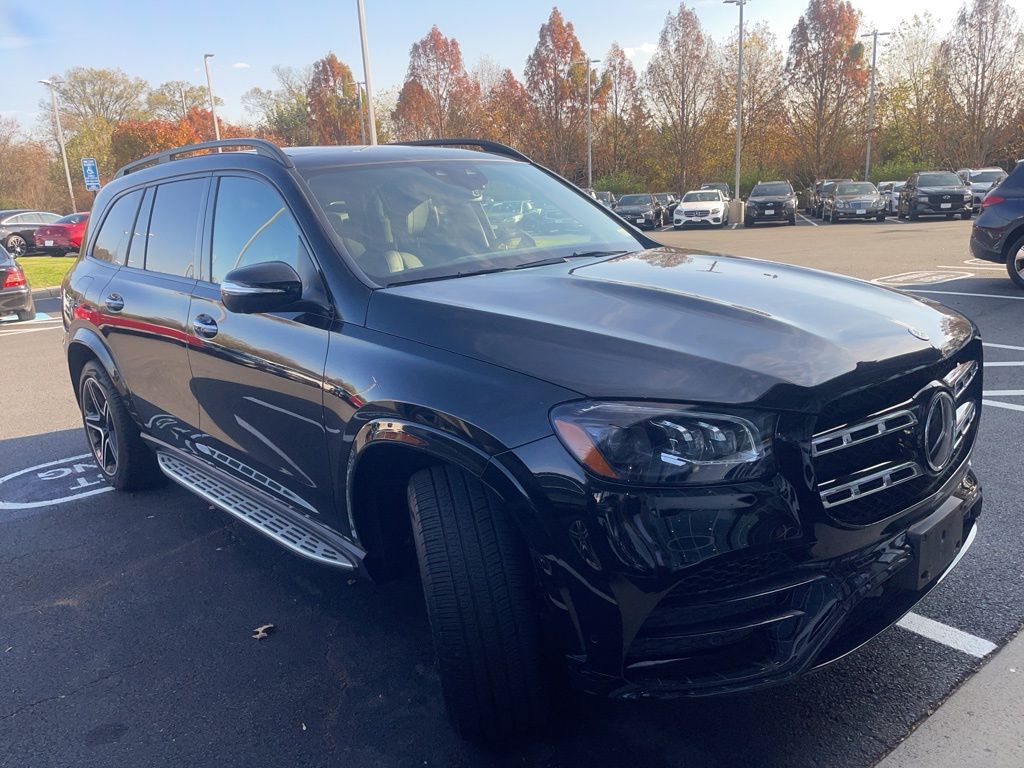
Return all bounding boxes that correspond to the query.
[675,212,725,227]
[748,207,793,221]
[498,425,982,700]
[831,206,885,219]
[912,200,973,216]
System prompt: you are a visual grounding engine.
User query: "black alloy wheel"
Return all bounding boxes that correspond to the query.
[5,235,26,257]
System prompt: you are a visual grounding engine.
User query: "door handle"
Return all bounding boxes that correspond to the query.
[104,293,124,312]
[192,314,219,339]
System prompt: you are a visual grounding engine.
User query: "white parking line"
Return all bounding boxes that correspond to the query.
[984,361,1024,367]
[983,399,1024,413]
[983,390,1024,396]
[885,216,906,224]
[907,289,1024,301]
[984,342,1024,351]
[797,213,818,227]
[0,325,63,338]
[897,613,997,658]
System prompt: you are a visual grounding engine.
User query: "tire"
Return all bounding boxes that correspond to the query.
[788,213,796,226]
[898,203,906,220]
[961,210,972,220]
[408,465,556,742]
[78,361,163,491]
[909,209,919,221]
[1007,235,1024,290]
[4,234,26,257]
[16,310,33,321]
[744,216,754,227]
[876,212,886,222]
[673,225,681,230]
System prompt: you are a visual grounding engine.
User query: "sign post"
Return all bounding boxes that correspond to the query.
[80,157,101,192]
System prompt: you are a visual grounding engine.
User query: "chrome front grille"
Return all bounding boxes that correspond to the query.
[812,349,981,525]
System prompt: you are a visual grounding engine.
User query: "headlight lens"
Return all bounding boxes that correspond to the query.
[551,401,775,485]
[963,193,971,200]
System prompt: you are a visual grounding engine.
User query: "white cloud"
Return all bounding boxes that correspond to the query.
[623,42,657,59]
[231,62,251,69]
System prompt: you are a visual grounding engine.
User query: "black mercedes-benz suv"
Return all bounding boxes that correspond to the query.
[744,180,798,226]
[62,138,983,742]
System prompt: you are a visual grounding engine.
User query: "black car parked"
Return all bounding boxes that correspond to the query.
[654,192,679,219]
[0,244,35,320]
[970,159,1024,289]
[63,138,983,741]
[744,180,798,226]
[898,172,973,220]
[0,209,62,256]
[614,193,664,229]
[822,181,887,223]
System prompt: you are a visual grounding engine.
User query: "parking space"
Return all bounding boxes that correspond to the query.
[1,221,1021,767]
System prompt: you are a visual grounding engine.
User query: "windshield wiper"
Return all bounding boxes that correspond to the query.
[512,250,628,271]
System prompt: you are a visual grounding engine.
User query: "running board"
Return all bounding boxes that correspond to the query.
[156,451,358,571]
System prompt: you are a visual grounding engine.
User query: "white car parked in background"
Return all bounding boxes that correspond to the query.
[957,167,1007,207]
[673,189,728,229]
[878,181,905,214]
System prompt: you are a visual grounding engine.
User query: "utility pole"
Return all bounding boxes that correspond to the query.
[203,53,222,144]
[356,81,367,145]
[861,29,890,181]
[724,0,747,209]
[39,79,76,213]
[356,0,378,144]
[574,58,600,188]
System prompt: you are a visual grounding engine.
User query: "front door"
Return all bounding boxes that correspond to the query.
[187,174,335,519]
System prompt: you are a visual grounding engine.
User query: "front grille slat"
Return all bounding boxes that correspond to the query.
[812,347,980,526]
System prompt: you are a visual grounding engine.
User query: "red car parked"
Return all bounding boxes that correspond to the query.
[33,212,89,256]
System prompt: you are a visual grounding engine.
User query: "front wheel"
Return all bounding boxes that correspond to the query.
[962,210,973,220]
[1007,235,1024,290]
[744,216,754,227]
[78,361,163,491]
[4,235,26,257]
[408,465,557,742]
[788,213,797,226]
[876,212,886,222]
[16,310,33,322]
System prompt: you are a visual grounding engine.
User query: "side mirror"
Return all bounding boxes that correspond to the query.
[221,260,302,314]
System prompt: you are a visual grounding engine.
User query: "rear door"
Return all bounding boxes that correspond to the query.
[98,177,207,450]
[186,173,335,518]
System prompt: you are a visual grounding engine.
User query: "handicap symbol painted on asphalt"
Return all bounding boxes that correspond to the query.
[872,271,974,286]
[0,453,112,520]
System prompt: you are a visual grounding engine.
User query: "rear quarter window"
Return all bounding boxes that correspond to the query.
[91,190,143,264]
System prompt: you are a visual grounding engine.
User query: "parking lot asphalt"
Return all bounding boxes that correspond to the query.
[2,220,1022,768]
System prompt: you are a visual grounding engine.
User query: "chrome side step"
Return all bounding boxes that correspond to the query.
[157,451,358,570]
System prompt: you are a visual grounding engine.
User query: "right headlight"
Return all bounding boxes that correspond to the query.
[551,401,775,485]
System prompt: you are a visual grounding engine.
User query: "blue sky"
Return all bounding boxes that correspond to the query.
[3,0,1021,132]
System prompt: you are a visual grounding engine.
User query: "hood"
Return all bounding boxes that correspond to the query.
[918,185,969,195]
[748,195,793,204]
[616,204,653,213]
[678,200,724,211]
[366,248,975,412]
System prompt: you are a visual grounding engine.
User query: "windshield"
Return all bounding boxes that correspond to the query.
[683,191,720,202]
[617,195,650,206]
[969,170,1003,183]
[919,172,963,187]
[301,159,640,286]
[654,194,672,203]
[836,183,876,195]
[55,213,88,225]
[751,183,793,196]
[596,192,611,202]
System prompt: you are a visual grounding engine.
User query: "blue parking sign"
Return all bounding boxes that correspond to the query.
[81,157,101,191]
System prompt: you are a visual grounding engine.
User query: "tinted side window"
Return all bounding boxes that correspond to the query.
[92,190,143,264]
[39,213,61,223]
[145,178,206,277]
[211,176,305,284]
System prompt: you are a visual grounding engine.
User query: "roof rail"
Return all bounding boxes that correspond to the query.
[390,138,531,163]
[113,138,293,179]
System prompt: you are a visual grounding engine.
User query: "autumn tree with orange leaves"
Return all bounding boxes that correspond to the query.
[785,0,868,178]
[394,26,480,139]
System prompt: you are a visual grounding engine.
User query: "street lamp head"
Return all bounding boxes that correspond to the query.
[38,79,51,86]
[204,53,215,59]
[723,0,747,5]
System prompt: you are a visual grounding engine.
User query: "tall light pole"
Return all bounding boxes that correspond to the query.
[203,53,221,143]
[574,57,600,188]
[355,81,367,145]
[356,0,378,145]
[861,30,889,181]
[39,79,76,213]
[724,0,747,203]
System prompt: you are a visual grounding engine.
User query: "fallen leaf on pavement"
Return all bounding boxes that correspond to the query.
[252,623,275,640]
